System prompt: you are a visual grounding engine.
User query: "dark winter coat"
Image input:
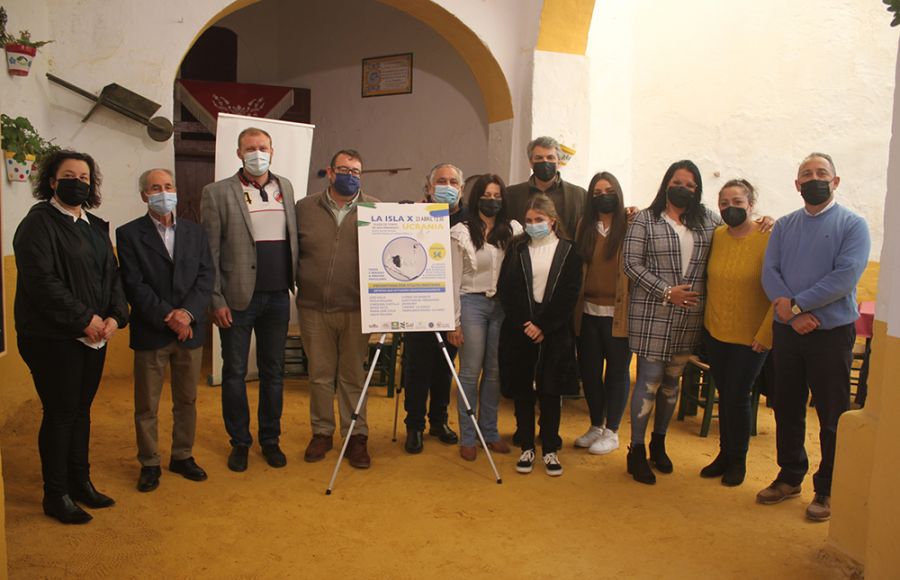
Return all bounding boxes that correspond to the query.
[14,201,129,340]
[497,236,582,399]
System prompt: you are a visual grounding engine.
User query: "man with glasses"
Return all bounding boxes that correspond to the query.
[401,163,468,454]
[297,149,379,468]
[506,136,585,237]
[201,127,299,473]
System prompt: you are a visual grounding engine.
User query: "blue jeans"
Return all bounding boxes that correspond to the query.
[703,330,768,462]
[577,314,632,431]
[219,290,290,447]
[629,353,690,446]
[456,294,504,446]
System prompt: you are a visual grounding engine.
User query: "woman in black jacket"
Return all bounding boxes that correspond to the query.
[497,194,582,476]
[14,150,129,524]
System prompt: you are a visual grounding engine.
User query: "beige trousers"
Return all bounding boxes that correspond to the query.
[134,342,203,466]
[299,308,370,437]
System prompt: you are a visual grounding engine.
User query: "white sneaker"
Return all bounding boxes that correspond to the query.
[543,451,563,476]
[588,429,620,455]
[516,449,535,474]
[574,425,605,448]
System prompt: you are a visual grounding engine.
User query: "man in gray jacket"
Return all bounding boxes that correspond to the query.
[201,127,299,473]
[296,149,377,468]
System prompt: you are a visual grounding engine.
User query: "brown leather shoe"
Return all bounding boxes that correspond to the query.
[487,439,511,454]
[806,494,831,521]
[347,434,371,469]
[756,480,802,505]
[459,445,477,461]
[304,434,333,463]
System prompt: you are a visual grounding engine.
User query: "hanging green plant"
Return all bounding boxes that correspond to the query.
[885,0,900,27]
[1,7,53,77]
[1,114,59,182]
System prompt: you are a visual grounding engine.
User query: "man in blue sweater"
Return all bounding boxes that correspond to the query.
[758,152,870,522]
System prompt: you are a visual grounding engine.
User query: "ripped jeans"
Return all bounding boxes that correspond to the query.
[629,353,691,446]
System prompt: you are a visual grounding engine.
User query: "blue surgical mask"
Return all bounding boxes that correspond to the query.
[525,222,551,240]
[243,150,271,176]
[333,173,360,196]
[433,184,459,205]
[148,191,177,215]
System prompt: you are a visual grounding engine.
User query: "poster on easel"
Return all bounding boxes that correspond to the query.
[357,203,454,333]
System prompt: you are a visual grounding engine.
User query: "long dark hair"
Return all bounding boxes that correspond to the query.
[575,171,627,263]
[648,160,707,230]
[33,149,103,209]
[466,174,514,250]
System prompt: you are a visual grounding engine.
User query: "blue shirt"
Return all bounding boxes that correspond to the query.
[762,203,870,330]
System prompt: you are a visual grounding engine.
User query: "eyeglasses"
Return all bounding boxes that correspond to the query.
[333,165,362,177]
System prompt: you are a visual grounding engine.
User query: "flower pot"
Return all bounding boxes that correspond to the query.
[5,151,36,182]
[5,43,37,76]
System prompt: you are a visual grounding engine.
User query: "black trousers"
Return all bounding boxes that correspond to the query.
[704,330,768,463]
[402,332,455,432]
[18,336,107,497]
[772,322,854,496]
[514,391,562,454]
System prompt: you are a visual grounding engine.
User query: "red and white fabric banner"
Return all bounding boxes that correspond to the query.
[176,79,294,134]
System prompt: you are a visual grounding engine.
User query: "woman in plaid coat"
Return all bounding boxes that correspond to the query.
[623,160,721,484]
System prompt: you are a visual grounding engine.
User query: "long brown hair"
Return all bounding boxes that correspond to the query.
[575,171,627,263]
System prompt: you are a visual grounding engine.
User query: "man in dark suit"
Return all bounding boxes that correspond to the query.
[201,127,299,472]
[117,168,215,492]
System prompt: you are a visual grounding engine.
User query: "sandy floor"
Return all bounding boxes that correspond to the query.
[2,372,843,579]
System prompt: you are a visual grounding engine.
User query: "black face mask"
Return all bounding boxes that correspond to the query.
[721,206,747,228]
[55,178,91,207]
[591,193,618,214]
[478,198,502,218]
[532,161,557,182]
[800,179,832,206]
[666,186,695,209]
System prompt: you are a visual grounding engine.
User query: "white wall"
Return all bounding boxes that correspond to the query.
[1,0,533,254]
[221,0,489,201]
[588,0,895,259]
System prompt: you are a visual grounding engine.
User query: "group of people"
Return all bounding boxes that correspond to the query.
[13,130,870,527]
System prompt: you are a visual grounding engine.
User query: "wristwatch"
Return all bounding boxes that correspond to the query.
[790,299,802,316]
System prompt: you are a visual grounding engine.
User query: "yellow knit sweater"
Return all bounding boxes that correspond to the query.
[704,225,774,349]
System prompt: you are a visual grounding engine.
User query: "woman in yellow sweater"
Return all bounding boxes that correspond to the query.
[702,179,773,486]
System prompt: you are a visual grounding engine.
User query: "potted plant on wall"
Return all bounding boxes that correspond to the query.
[1,7,52,77]
[1,114,58,182]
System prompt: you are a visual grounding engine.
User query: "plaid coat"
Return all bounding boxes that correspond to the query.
[623,207,721,360]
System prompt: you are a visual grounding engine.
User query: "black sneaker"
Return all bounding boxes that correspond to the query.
[516,449,536,474]
[543,451,563,476]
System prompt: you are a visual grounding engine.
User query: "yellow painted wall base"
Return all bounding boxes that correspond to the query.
[0,255,134,428]
[830,319,900,576]
[0,446,6,580]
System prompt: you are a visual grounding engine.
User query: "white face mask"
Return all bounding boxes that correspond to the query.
[243,150,271,176]
[148,191,177,215]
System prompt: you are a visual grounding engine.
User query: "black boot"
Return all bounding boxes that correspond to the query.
[722,457,747,487]
[649,433,673,474]
[68,480,115,509]
[405,430,424,454]
[700,451,728,478]
[43,494,92,525]
[626,444,656,485]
